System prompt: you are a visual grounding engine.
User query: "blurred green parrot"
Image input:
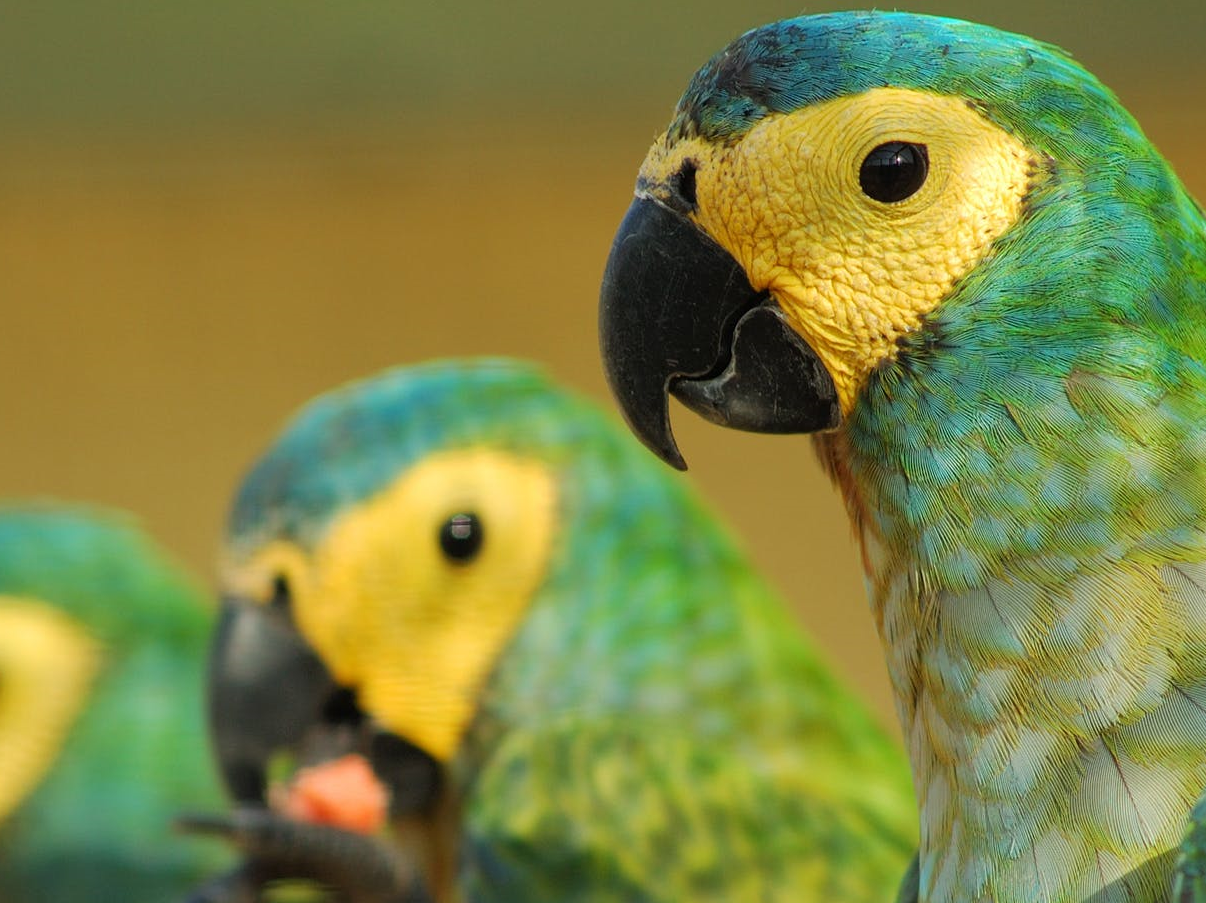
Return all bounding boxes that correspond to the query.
[204,358,916,903]
[0,503,232,901]
[597,11,1206,903]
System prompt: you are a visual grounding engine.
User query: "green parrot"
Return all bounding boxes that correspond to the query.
[203,358,916,903]
[0,503,233,901]
[597,11,1206,903]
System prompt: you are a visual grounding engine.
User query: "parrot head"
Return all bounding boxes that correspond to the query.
[0,504,232,901]
[0,504,213,823]
[207,358,733,847]
[209,360,569,817]
[599,11,1198,469]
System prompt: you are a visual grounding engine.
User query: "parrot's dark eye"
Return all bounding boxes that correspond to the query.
[669,159,698,212]
[858,142,929,203]
[439,512,484,563]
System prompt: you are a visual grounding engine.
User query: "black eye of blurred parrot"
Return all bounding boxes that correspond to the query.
[203,358,917,903]
[597,10,1206,903]
[438,513,483,563]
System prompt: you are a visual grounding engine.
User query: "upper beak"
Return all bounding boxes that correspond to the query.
[207,597,440,815]
[207,597,343,804]
[598,196,840,469]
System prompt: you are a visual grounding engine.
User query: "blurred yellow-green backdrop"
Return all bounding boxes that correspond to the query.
[3,0,1204,730]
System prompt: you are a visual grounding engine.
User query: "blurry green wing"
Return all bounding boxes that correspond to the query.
[459,714,913,903]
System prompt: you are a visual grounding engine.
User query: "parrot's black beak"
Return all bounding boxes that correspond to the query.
[207,595,440,815]
[208,596,338,804]
[599,196,840,469]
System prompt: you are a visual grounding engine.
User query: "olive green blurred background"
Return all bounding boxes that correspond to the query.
[4,1,1203,730]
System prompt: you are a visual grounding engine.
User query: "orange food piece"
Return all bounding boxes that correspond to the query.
[278,754,389,834]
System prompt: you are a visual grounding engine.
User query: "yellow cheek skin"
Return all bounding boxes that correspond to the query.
[256,450,557,762]
[639,88,1036,412]
[0,597,100,822]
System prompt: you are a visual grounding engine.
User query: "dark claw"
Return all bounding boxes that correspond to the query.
[176,808,431,903]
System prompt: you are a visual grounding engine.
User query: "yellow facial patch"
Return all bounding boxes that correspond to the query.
[0,596,100,822]
[639,87,1038,411]
[226,449,557,762]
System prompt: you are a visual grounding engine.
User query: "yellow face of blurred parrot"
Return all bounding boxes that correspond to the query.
[221,449,556,762]
[0,596,99,822]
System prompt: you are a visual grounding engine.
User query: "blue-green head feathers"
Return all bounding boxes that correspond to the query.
[671,11,1148,164]
[0,504,207,646]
